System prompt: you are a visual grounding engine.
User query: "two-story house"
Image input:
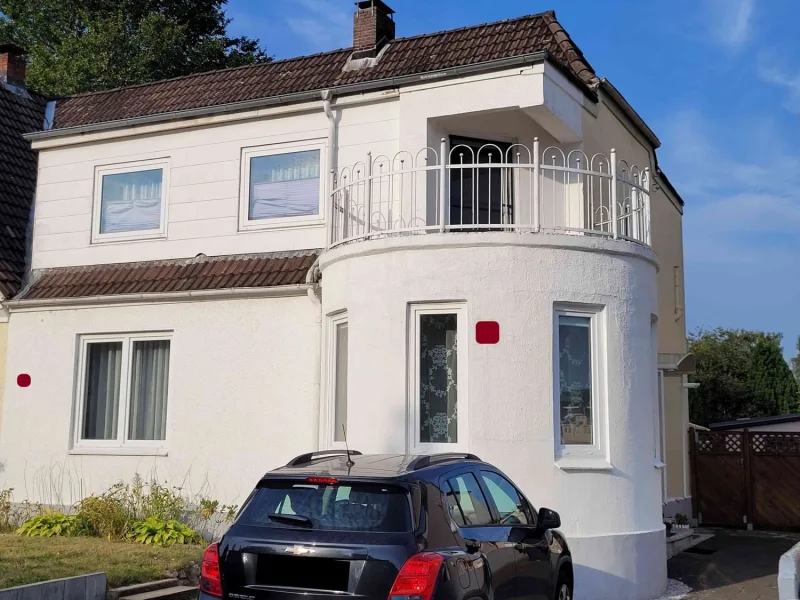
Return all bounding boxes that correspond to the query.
[0,4,689,599]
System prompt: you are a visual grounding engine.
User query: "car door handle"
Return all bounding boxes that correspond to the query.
[513,543,526,552]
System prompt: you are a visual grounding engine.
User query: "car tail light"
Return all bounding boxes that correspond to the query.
[388,553,444,600]
[306,476,339,485]
[200,542,222,597]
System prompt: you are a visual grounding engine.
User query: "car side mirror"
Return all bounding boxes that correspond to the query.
[538,507,560,530]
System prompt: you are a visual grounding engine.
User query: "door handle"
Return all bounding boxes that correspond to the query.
[513,543,526,552]
[465,538,481,553]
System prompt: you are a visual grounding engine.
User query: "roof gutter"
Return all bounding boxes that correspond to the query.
[24,51,551,142]
[6,283,310,312]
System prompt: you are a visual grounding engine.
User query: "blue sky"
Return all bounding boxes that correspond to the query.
[226,0,800,360]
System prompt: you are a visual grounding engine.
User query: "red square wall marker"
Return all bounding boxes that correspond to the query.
[476,321,500,344]
[17,374,31,388]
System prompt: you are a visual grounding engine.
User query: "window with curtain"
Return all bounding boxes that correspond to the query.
[419,313,458,444]
[333,319,348,442]
[249,150,320,220]
[100,169,164,234]
[77,335,171,448]
[557,314,593,445]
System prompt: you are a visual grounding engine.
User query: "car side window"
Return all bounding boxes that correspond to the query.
[444,472,493,527]
[481,471,530,525]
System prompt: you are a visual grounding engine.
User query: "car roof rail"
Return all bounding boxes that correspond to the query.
[285,449,363,467]
[408,453,482,471]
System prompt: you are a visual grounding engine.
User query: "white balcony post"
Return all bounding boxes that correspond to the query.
[644,167,651,245]
[439,137,447,232]
[327,168,336,248]
[365,152,373,236]
[533,137,540,232]
[610,148,618,240]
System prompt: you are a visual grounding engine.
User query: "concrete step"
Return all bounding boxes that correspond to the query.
[119,585,198,600]
[108,580,179,600]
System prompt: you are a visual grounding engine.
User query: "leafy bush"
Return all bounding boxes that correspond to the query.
[0,489,12,533]
[16,512,90,537]
[78,474,187,540]
[127,518,202,546]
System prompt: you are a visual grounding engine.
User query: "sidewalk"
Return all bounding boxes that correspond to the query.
[668,529,800,599]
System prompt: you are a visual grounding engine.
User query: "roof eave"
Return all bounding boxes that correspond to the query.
[24,51,579,142]
[598,78,661,149]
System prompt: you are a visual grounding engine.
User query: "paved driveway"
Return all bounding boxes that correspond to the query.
[668,529,800,600]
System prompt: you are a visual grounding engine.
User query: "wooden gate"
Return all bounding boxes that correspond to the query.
[691,430,800,530]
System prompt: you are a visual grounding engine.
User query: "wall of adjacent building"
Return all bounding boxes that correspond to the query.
[0,321,7,441]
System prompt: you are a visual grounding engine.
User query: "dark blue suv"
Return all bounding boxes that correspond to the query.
[200,451,573,600]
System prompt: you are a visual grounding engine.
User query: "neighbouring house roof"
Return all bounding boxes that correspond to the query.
[16,250,320,301]
[709,414,800,431]
[0,84,48,298]
[50,11,597,131]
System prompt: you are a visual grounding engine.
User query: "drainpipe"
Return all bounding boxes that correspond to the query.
[307,89,336,450]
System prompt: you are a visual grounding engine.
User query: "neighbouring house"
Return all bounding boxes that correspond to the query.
[710,414,800,432]
[0,3,689,599]
[0,44,49,435]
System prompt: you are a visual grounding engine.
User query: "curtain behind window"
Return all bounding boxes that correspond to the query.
[100,169,163,234]
[128,340,170,441]
[82,342,122,440]
[419,314,458,443]
[249,150,320,220]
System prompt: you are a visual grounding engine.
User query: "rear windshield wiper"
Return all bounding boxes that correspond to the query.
[267,513,313,528]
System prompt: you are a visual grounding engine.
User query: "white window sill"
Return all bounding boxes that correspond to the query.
[91,232,167,245]
[238,219,325,233]
[555,457,613,471]
[69,446,168,457]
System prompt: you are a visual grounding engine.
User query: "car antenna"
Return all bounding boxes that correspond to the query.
[342,425,355,468]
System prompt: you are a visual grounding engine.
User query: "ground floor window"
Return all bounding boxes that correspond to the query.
[326,312,349,445]
[75,333,171,449]
[554,305,606,461]
[410,303,467,452]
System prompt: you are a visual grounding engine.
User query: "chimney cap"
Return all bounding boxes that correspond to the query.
[0,43,27,56]
[356,0,394,16]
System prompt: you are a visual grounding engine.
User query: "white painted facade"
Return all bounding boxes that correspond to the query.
[0,58,682,599]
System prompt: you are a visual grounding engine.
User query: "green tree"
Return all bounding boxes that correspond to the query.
[0,0,269,96]
[689,328,798,426]
[792,336,800,383]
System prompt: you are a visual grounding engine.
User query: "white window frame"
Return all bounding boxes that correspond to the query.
[323,311,349,450]
[239,140,326,232]
[408,303,468,454]
[71,332,172,456]
[91,158,170,244]
[553,304,608,468]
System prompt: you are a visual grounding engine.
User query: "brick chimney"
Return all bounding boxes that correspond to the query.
[353,0,395,59]
[0,44,27,88]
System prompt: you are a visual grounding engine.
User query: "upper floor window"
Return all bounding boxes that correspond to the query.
[92,159,169,243]
[554,304,607,465]
[240,142,324,231]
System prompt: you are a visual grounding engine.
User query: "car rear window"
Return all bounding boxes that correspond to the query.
[238,480,412,532]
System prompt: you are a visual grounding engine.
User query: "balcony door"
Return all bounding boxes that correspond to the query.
[449,136,513,227]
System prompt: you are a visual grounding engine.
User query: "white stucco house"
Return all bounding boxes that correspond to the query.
[0,3,690,599]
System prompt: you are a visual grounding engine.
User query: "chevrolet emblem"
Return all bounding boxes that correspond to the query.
[285,545,314,555]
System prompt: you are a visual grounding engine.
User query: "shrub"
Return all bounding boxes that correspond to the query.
[127,517,202,546]
[16,512,90,537]
[0,489,12,532]
[77,494,130,540]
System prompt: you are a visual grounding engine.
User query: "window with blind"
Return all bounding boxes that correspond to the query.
[75,334,171,451]
[93,160,169,242]
[240,144,323,229]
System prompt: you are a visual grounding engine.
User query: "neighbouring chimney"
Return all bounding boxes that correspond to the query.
[0,44,27,88]
[353,0,395,59]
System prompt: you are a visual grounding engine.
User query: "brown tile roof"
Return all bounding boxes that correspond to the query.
[17,250,320,300]
[52,11,597,130]
[0,85,47,298]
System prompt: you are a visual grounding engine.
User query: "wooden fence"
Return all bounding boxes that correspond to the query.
[691,430,800,530]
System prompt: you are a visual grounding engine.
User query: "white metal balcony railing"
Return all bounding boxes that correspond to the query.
[328,138,651,249]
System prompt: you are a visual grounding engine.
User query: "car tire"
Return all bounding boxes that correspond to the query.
[554,568,573,600]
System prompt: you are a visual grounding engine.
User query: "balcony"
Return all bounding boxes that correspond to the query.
[329,139,651,249]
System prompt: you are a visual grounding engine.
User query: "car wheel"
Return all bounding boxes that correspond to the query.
[555,570,572,600]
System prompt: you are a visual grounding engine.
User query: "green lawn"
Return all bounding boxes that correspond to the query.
[0,534,205,589]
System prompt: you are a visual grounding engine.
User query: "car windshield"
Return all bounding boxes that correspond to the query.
[238,480,412,532]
